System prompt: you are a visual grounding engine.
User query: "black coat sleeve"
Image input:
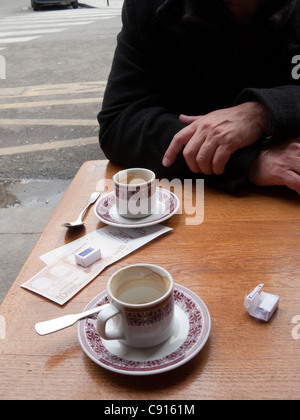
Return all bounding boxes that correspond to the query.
[98,0,187,180]
[98,1,251,192]
[236,85,300,144]
[98,0,300,193]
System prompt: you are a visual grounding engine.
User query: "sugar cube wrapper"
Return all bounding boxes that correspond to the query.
[244,284,279,322]
[75,246,102,268]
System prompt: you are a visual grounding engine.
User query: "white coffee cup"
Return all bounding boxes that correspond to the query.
[97,264,174,348]
[113,168,156,218]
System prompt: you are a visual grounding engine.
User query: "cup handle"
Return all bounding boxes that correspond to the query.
[97,305,124,340]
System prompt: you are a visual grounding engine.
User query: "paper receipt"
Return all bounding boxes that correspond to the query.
[21,225,172,305]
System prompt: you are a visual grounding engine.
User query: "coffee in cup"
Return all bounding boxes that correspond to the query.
[97,264,174,348]
[113,168,156,218]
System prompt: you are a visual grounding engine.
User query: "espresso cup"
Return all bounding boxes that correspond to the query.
[97,264,174,348]
[113,168,156,218]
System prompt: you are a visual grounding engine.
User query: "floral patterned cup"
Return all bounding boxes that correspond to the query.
[97,264,174,348]
[113,168,157,218]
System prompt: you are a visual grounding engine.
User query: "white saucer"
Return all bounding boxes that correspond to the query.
[93,188,180,228]
[78,284,211,376]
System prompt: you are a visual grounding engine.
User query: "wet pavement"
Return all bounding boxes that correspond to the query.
[0,178,70,208]
[0,179,70,302]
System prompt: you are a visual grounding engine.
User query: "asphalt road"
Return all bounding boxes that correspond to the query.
[0,0,122,182]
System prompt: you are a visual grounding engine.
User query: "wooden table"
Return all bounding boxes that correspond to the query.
[1,160,300,400]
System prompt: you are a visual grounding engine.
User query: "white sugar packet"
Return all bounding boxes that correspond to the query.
[22,225,172,305]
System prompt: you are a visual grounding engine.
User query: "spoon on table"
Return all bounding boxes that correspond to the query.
[62,192,100,228]
[35,304,110,335]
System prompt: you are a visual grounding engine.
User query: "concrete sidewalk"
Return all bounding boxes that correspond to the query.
[0,179,71,303]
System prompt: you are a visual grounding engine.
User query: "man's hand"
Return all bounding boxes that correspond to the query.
[162,102,270,175]
[249,138,300,195]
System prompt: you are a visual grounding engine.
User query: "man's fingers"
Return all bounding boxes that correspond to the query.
[279,170,300,195]
[162,125,196,167]
[273,154,300,194]
[179,114,201,124]
[211,145,233,175]
[183,134,206,173]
